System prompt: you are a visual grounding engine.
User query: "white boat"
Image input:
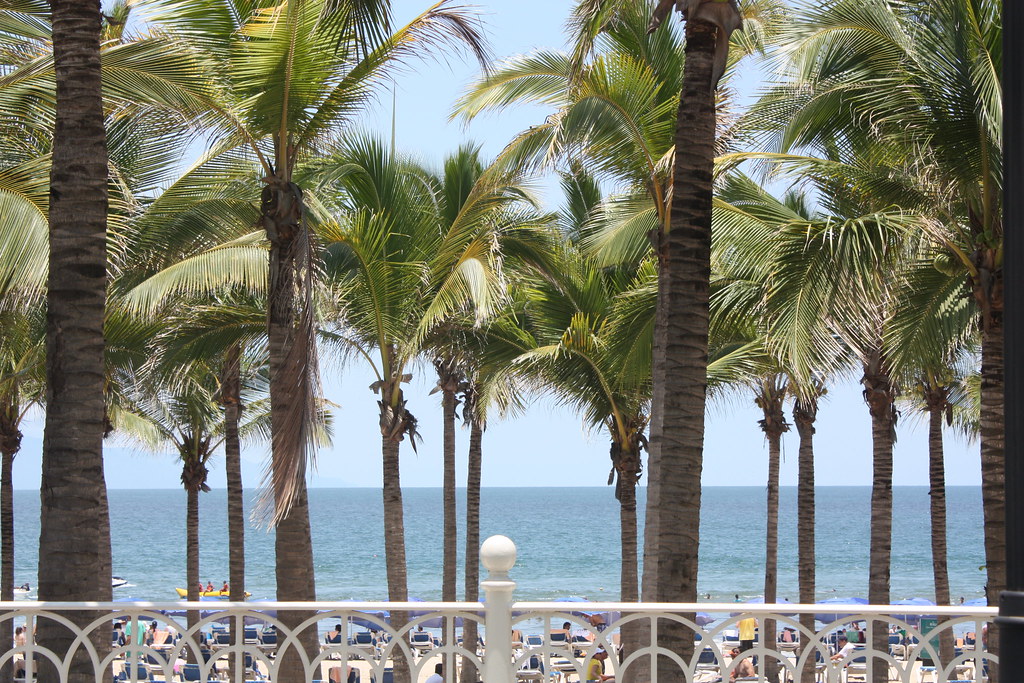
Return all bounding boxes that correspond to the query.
[13,583,30,595]
[112,576,128,589]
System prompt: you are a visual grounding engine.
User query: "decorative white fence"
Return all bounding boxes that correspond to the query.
[0,536,996,683]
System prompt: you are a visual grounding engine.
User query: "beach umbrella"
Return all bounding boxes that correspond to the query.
[407,598,463,628]
[962,597,987,608]
[730,597,796,617]
[814,597,869,623]
[891,597,936,624]
[695,613,715,627]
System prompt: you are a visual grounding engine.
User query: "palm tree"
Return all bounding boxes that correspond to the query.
[36,0,111,678]
[742,3,1003,656]
[0,304,44,683]
[889,257,978,665]
[318,136,518,683]
[112,352,270,625]
[754,373,788,680]
[136,3,488,674]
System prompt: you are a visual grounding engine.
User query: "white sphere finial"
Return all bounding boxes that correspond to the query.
[481,535,517,579]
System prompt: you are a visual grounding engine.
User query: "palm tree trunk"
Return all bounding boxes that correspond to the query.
[762,424,784,682]
[441,384,457,603]
[757,379,787,683]
[220,345,246,680]
[980,316,1003,682]
[38,0,111,680]
[0,400,20,683]
[640,16,718,682]
[275,473,318,680]
[615,444,640,603]
[460,414,482,683]
[265,177,319,682]
[382,434,410,683]
[186,484,201,634]
[614,436,644,672]
[924,386,954,665]
[222,345,246,599]
[793,396,817,683]
[863,352,896,683]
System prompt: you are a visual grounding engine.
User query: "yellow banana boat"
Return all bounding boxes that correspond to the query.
[174,588,251,599]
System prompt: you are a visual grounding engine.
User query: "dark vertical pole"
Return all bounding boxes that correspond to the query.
[999,1,1024,679]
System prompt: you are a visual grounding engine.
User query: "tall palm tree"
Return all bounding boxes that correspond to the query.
[753,373,788,680]
[889,257,978,665]
[37,0,111,678]
[0,304,44,683]
[742,4,1003,661]
[138,4,488,675]
[318,136,517,683]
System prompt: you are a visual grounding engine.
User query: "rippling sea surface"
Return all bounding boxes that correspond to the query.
[10,486,986,604]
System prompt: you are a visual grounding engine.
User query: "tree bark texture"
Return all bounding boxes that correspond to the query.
[441,383,458,604]
[640,17,718,682]
[381,434,410,683]
[275,474,318,681]
[265,176,319,682]
[38,0,111,679]
[460,415,483,683]
[863,352,896,683]
[613,435,644,671]
[221,344,246,601]
[0,397,20,683]
[793,397,817,683]
[758,380,788,683]
[221,344,246,679]
[924,386,954,665]
[186,485,201,635]
[980,316,1004,682]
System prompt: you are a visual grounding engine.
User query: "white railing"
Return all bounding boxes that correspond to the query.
[0,535,996,683]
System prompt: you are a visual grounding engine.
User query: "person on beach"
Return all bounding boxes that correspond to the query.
[205,581,215,593]
[738,616,756,652]
[728,649,755,681]
[830,635,857,662]
[587,648,614,682]
[588,613,607,633]
[425,663,443,683]
[326,624,344,644]
[553,621,572,643]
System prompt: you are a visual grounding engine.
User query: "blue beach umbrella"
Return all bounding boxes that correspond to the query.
[962,597,987,608]
[407,597,463,628]
[814,597,869,623]
[891,597,936,625]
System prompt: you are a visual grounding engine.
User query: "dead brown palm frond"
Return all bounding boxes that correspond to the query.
[256,218,325,525]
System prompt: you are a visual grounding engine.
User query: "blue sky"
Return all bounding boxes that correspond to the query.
[12,0,981,491]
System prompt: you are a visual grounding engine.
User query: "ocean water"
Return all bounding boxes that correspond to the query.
[9,486,986,604]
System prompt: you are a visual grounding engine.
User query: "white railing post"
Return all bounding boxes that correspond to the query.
[480,535,516,683]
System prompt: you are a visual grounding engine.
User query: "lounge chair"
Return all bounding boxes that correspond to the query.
[409,632,433,656]
[548,631,570,652]
[516,655,545,682]
[696,647,720,677]
[350,631,377,659]
[117,663,153,682]
[571,634,594,656]
[180,663,219,682]
[370,668,394,683]
[524,634,544,650]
